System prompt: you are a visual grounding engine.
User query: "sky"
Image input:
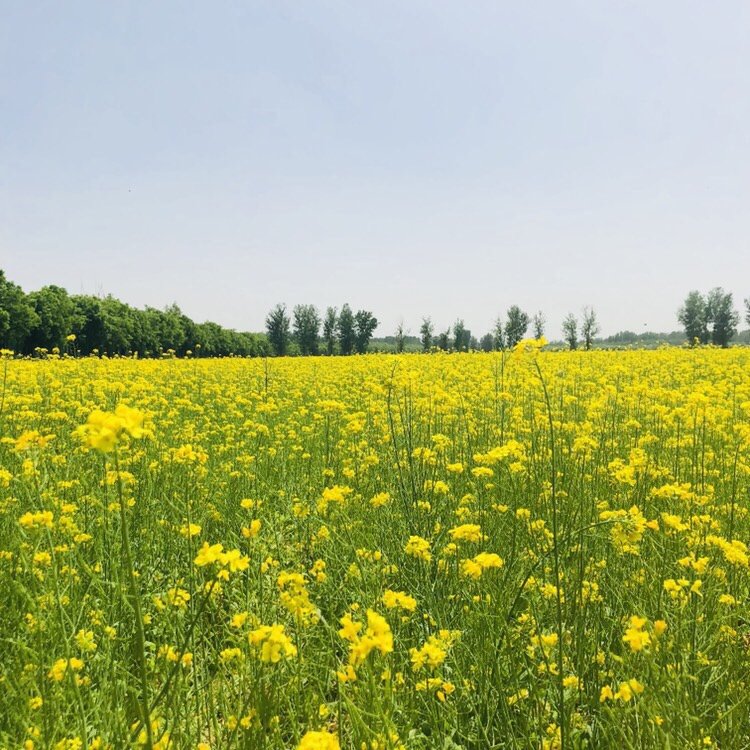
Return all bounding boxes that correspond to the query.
[2,1,750,339]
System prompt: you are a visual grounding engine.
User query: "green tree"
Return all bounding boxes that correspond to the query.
[26,285,75,352]
[395,321,406,353]
[706,287,739,348]
[337,304,356,355]
[479,333,494,352]
[562,313,578,350]
[532,311,546,339]
[323,307,338,355]
[0,270,39,351]
[581,306,600,351]
[354,310,378,354]
[419,317,433,352]
[493,318,505,351]
[265,304,291,357]
[99,296,137,354]
[71,295,106,354]
[504,305,529,348]
[453,319,471,352]
[745,297,750,328]
[436,329,451,351]
[677,291,709,346]
[293,304,321,355]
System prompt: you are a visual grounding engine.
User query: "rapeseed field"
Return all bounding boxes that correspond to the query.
[1,346,750,749]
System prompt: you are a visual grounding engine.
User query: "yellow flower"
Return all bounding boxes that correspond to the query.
[410,636,448,671]
[449,524,486,543]
[165,588,191,609]
[74,629,97,652]
[231,612,249,628]
[382,589,417,612]
[77,405,148,453]
[622,616,651,652]
[242,519,262,538]
[297,730,340,750]
[370,492,390,508]
[461,552,504,578]
[343,610,393,666]
[248,624,297,663]
[194,542,225,567]
[179,523,202,538]
[48,657,84,682]
[404,535,432,562]
[19,511,54,530]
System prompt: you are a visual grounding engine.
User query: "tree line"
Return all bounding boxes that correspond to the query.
[265,304,379,356]
[270,303,604,355]
[3,268,749,357]
[0,270,268,357]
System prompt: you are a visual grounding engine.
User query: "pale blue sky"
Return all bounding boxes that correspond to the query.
[2,1,749,338]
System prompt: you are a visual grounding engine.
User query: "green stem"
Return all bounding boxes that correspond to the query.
[115,449,154,749]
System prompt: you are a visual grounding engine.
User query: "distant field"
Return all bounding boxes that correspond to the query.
[1,348,750,749]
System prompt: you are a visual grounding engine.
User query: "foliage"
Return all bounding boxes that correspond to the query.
[562,313,578,350]
[353,310,378,354]
[293,305,321,356]
[677,289,739,348]
[532,311,546,340]
[337,304,356,356]
[705,288,739,348]
[436,329,451,351]
[504,306,529,349]
[419,318,433,352]
[323,307,338,356]
[677,291,709,346]
[493,318,505,351]
[395,322,406,354]
[452,320,470,352]
[0,270,264,357]
[266,304,292,357]
[581,306,600,351]
[0,270,39,351]
[479,333,494,352]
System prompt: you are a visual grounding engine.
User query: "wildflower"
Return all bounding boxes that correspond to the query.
[179,523,202,538]
[19,511,54,530]
[249,624,297,663]
[370,492,390,508]
[165,588,191,609]
[404,535,432,562]
[382,590,417,612]
[460,552,504,579]
[74,630,97,652]
[342,610,393,666]
[449,524,486,543]
[297,731,340,750]
[77,405,149,453]
[48,657,84,682]
[194,542,225,567]
[622,616,651,652]
[410,636,448,671]
[241,519,262,538]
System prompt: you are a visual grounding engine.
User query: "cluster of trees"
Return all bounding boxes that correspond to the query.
[5,267,749,359]
[0,270,268,357]
[413,305,542,354]
[265,303,379,357]
[412,306,601,353]
[677,288,750,348]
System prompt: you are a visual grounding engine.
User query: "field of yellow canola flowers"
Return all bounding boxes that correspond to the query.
[2,346,750,750]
